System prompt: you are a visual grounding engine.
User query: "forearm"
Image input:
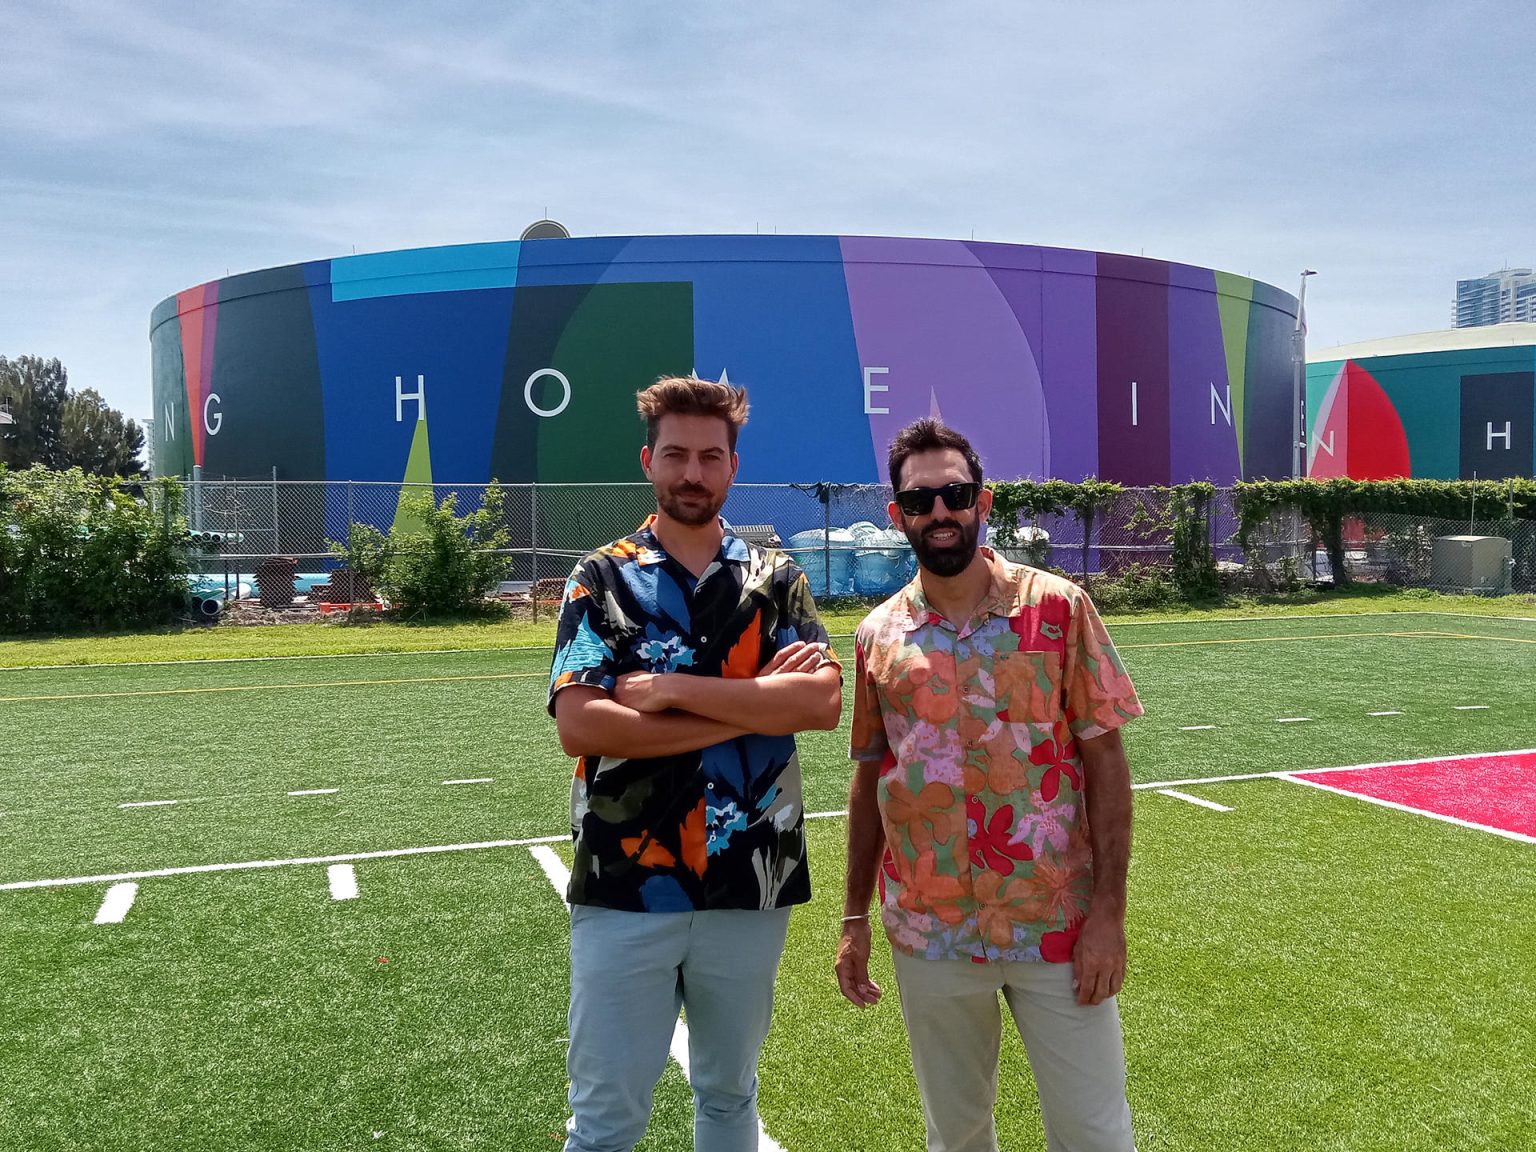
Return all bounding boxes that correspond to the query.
[557,694,749,759]
[1080,729,1133,916]
[664,668,842,735]
[843,760,886,916]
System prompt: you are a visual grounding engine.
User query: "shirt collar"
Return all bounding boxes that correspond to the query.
[896,546,1022,632]
[635,515,748,567]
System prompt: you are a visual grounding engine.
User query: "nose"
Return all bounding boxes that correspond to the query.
[682,455,705,483]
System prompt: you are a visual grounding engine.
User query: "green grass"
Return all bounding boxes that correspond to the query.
[1,588,1531,668]
[3,612,1535,1149]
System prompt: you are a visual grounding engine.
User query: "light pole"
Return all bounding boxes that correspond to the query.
[1291,270,1316,479]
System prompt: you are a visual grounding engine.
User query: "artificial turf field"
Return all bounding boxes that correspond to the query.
[2,610,1534,1151]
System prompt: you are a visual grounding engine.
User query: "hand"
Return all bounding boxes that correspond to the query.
[1071,908,1127,1006]
[760,640,827,677]
[834,919,883,1007]
[613,672,674,713]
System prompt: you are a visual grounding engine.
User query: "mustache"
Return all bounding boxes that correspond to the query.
[671,483,712,498]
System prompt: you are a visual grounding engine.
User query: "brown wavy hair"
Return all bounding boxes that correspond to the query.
[636,375,750,451]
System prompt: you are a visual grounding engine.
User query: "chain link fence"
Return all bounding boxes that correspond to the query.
[180,479,1534,603]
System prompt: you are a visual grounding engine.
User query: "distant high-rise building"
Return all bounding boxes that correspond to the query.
[1455,268,1536,327]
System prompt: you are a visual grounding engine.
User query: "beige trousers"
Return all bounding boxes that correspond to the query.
[892,951,1136,1152]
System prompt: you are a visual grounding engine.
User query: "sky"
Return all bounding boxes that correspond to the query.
[2,0,1533,422]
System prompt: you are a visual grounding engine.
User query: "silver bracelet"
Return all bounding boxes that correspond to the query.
[840,913,871,922]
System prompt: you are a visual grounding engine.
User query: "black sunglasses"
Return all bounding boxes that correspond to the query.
[894,482,980,517]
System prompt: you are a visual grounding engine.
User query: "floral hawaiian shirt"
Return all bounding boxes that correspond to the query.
[549,516,836,913]
[850,548,1142,963]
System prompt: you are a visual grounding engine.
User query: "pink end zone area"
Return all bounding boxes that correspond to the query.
[1289,750,1536,843]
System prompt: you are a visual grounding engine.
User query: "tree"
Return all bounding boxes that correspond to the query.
[0,357,144,477]
[0,355,68,470]
[60,388,145,477]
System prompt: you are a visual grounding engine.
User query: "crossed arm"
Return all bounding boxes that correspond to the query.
[554,641,843,759]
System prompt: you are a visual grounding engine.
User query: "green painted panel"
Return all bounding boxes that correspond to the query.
[538,282,693,482]
[150,318,193,477]
[392,419,433,535]
[1213,272,1253,473]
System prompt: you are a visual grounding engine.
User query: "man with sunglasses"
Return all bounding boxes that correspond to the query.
[836,418,1142,1152]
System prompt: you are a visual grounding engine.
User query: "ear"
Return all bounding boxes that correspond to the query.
[729,450,739,483]
[640,444,653,479]
[977,486,993,520]
[888,500,906,531]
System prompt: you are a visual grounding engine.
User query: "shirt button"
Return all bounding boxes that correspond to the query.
[707,782,715,790]
[700,635,708,642]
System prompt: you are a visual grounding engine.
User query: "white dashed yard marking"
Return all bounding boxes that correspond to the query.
[1275,717,1313,724]
[1155,789,1233,812]
[288,789,338,797]
[527,844,787,1152]
[93,882,137,924]
[0,833,566,892]
[442,778,493,786]
[1180,725,1218,731]
[529,846,571,904]
[1368,711,1404,717]
[119,800,177,809]
[327,864,359,901]
[1454,705,1489,711]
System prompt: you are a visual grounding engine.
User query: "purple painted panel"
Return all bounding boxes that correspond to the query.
[841,237,1047,483]
[1168,268,1241,482]
[1096,254,1170,485]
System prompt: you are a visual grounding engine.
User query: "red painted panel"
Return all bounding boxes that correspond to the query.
[1342,360,1411,479]
[1295,750,1536,838]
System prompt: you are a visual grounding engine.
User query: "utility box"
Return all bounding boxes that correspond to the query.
[1431,535,1512,593]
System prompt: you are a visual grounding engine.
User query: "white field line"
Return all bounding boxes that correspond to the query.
[1454,705,1490,711]
[1155,789,1233,812]
[1368,711,1404,717]
[442,778,493,786]
[328,864,359,901]
[1180,725,1218,731]
[0,671,543,705]
[0,833,566,892]
[529,846,571,903]
[1279,773,1536,845]
[288,788,338,797]
[119,799,177,809]
[527,845,786,1152]
[94,882,137,924]
[14,751,1536,894]
[1275,717,1313,723]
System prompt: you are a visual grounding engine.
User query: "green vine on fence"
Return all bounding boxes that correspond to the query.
[1232,478,1536,586]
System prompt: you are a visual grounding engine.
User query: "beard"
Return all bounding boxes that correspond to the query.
[657,482,726,527]
[904,516,980,578]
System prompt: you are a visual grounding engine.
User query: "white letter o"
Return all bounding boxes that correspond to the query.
[525,368,571,418]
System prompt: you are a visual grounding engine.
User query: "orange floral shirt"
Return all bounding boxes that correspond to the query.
[850,549,1142,962]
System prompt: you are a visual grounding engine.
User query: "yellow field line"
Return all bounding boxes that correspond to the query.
[1414,630,1536,645]
[0,671,547,705]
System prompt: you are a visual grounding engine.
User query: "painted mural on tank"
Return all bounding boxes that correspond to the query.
[150,235,1298,502]
[1306,345,1536,481]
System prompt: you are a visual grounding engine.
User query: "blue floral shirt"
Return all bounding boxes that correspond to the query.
[548,517,835,912]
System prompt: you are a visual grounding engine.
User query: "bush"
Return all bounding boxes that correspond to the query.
[1085,562,1180,612]
[0,465,188,633]
[371,486,511,619]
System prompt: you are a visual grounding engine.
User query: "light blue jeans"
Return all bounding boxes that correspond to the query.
[563,904,792,1152]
